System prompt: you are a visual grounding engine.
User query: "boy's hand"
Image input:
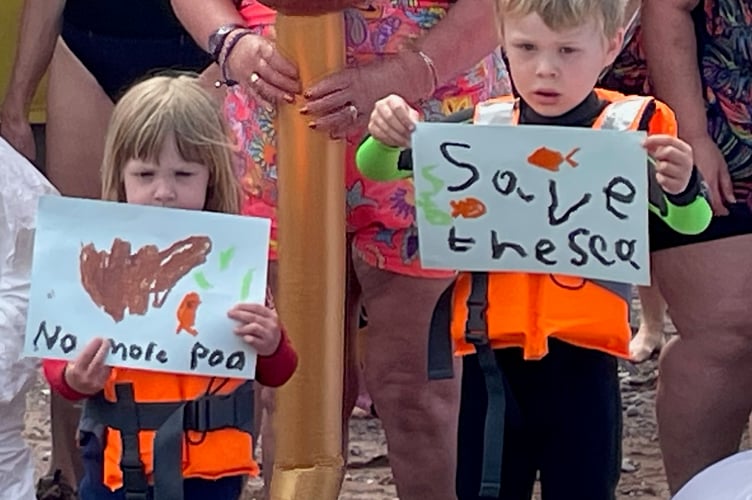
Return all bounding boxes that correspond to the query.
[228,303,282,356]
[368,94,420,149]
[64,337,112,395]
[643,135,694,195]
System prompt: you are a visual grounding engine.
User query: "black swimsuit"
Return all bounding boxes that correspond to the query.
[61,0,211,101]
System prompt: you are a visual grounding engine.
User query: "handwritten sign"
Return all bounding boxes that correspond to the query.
[412,123,650,285]
[23,196,271,378]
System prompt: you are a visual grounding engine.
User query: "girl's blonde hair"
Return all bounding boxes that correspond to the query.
[101,74,240,215]
[495,0,626,39]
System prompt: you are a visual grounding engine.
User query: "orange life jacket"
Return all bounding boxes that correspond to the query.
[425,89,678,499]
[451,88,677,360]
[81,367,256,497]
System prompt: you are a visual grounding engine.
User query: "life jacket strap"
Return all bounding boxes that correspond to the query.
[466,272,505,498]
[84,380,254,499]
[427,282,456,380]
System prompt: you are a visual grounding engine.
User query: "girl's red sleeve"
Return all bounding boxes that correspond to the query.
[42,359,90,401]
[254,328,298,387]
[254,288,298,387]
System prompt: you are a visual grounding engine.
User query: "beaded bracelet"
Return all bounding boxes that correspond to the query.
[215,29,255,88]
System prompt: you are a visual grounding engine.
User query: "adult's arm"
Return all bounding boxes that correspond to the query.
[413,0,502,90]
[171,0,300,106]
[304,0,502,136]
[170,0,246,52]
[0,0,66,160]
[641,0,705,141]
[642,0,735,214]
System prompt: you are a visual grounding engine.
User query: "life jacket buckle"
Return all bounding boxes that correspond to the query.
[120,465,149,499]
[465,299,489,346]
[187,396,214,432]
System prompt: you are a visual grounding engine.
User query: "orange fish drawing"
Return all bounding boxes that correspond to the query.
[176,292,201,336]
[527,146,580,171]
[450,197,487,219]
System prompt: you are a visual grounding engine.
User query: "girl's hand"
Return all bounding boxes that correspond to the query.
[368,94,421,149]
[64,337,112,395]
[643,135,694,195]
[228,303,281,356]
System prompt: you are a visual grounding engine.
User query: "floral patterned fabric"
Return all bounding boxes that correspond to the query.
[227,1,511,275]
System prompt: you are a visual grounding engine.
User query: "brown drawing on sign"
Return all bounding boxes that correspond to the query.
[527,146,580,171]
[79,236,212,323]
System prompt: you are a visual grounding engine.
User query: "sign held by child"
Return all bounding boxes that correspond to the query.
[24,196,271,378]
[412,123,650,284]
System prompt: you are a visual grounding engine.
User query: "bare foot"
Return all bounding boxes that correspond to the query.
[629,324,666,363]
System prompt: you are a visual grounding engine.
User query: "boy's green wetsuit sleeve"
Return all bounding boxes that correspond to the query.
[648,162,712,235]
[356,108,474,182]
[355,115,713,237]
[356,138,411,181]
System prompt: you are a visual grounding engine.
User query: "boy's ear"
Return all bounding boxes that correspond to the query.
[604,27,626,66]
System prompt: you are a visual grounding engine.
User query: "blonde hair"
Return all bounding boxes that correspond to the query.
[101,74,240,215]
[495,0,626,38]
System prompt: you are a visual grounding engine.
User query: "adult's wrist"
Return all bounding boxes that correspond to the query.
[397,48,437,103]
[208,23,247,63]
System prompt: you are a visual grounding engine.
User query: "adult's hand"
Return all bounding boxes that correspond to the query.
[227,31,301,110]
[302,52,432,139]
[257,0,358,16]
[690,133,735,215]
[0,113,35,161]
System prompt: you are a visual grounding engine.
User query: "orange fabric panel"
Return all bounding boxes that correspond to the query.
[101,368,256,491]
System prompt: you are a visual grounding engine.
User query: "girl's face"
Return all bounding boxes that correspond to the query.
[122,133,210,210]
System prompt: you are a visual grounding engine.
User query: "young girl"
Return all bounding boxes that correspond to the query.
[42,75,298,500]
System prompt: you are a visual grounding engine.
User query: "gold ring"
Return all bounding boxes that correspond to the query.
[250,72,260,84]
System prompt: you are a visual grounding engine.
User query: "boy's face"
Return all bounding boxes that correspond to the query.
[502,13,624,117]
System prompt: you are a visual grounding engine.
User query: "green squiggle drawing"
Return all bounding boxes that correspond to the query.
[418,165,452,226]
[219,246,236,271]
[193,271,214,290]
[240,268,255,301]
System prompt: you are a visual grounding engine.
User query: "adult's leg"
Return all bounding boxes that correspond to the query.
[353,256,459,500]
[342,247,363,454]
[652,234,752,493]
[44,38,114,491]
[630,283,667,362]
[257,262,278,499]
[45,39,112,199]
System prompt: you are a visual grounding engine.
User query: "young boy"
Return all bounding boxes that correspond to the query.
[356,1,713,499]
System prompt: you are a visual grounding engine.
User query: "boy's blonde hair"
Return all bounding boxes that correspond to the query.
[101,74,240,215]
[495,0,626,38]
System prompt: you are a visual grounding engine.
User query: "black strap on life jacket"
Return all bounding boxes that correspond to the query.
[427,282,456,380]
[83,380,254,500]
[465,272,505,498]
[426,273,505,498]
